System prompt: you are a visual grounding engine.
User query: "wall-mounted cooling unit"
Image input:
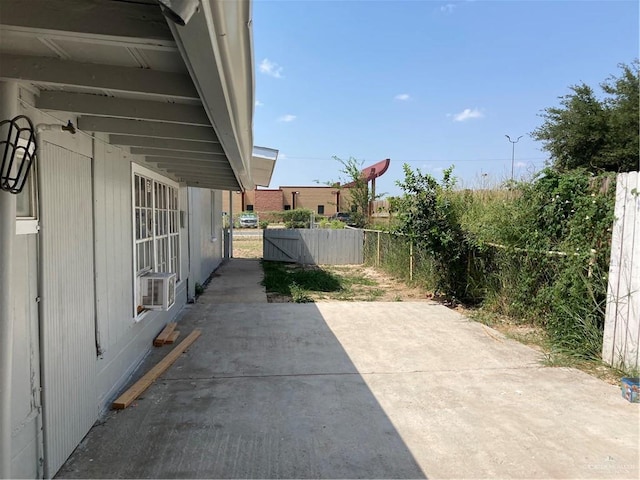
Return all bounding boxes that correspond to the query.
[139,272,176,311]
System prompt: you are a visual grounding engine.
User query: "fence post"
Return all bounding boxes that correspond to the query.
[377,231,380,266]
[409,238,414,282]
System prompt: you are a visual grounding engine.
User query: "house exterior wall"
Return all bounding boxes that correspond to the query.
[10,234,41,479]
[188,188,224,298]
[8,95,220,477]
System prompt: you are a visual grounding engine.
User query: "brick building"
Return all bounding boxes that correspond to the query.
[222,159,390,220]
[222,185,352,218]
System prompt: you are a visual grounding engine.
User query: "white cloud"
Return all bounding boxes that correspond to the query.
[395,93,411,101]
[259,58,283,78]
[278,114,297,123]
[516,161,527,168]
[255,100,264,107]
[451,108,484,122]
[440,3,457,14]
[278,153,287,160]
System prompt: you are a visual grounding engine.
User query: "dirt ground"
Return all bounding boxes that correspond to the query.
[233,236,433,303]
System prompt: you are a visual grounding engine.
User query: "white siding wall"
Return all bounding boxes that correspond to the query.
[92,137,188,412]
[39,141,97,477]
[188,188,223,298]
[9,99,216,477]
[10,235,41,479]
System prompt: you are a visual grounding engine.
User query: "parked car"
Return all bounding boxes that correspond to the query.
[329,212,355,226]
[238,213,259,228]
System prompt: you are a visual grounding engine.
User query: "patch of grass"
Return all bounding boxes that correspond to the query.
[261,261,387,302]
[290,282,313,303]
[261,261,342,299]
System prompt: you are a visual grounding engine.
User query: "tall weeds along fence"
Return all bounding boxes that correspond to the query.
[363,228,608,358]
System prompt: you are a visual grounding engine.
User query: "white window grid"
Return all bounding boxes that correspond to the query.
[133,172,180,279]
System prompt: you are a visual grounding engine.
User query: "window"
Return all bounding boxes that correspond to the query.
[284,205,291,211]
[132,165,180,315]
[14,140,38,235]
[317,205,325,215]
[246,204,254,211]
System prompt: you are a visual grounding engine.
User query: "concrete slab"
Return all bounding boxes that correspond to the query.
[57,302,639,479]
[198,259,266,304]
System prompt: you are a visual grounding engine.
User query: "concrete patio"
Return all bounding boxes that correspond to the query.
[56,259,639,479]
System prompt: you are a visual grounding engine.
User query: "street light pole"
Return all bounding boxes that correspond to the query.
[505,135,523,182]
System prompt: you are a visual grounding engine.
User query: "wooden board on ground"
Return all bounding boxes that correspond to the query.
[112,329,201,409]
[166,330,180,344]
[153,322,177,346]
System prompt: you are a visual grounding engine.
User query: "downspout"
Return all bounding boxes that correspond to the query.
[0,80,18,480]
[228,190,233,258]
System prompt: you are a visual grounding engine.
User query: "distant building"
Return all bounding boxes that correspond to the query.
[222,185,352,218]
[223,158,391,219]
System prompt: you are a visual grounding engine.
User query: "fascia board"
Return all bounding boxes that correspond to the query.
[166,0,254,191]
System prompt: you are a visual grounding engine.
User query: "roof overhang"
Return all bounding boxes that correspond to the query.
[0,0,258,191]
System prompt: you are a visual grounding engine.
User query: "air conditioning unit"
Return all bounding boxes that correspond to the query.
[139,272,176,311]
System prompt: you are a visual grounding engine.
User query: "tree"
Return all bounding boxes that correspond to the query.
[330,156,383,227]
[600,62,639,171]
[532,60,639,173]
[395,164,470,300]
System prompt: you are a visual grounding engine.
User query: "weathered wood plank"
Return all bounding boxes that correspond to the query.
[166,330,180,344]
[153,322,177,347]
[113,330,201,409]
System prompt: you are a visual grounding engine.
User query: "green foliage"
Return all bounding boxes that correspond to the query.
[325,156,385,228]
[394,164,472,301]
[261,261,343,301]
[317,218,346,229]
[195,282,204,296]
[259,220,269,229]
[282,208,313,228]
[370,167,616,360]
[289,282,314,303]
[532,60,639,173]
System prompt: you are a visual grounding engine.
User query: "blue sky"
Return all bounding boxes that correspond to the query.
[252,0,639,197]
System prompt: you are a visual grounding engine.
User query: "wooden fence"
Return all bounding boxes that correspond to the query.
[602,171,640,371]
[263,229,364,265]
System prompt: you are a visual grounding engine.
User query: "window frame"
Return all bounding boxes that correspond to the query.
[131,164,181,319]
[14,139,39,235]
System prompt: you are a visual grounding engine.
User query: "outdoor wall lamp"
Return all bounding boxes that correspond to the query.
[1,117,77,194]
[0,115,37,194]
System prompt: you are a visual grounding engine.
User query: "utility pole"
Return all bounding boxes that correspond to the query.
[505,134,523,182]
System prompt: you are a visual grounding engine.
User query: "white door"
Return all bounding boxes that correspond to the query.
[39,142,97,477]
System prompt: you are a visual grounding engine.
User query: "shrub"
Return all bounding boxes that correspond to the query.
[375,165,616,359]
[282,208,313,228]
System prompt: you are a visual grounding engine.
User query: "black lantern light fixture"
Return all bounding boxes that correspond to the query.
[0,115,37,194]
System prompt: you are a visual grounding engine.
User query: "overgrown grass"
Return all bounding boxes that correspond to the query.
[370,167,617,362]
[261,261,384,302]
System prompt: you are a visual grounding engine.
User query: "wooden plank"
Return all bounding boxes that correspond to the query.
[153,322,177,347]
[112,330,201,409]
[165,330,180,344]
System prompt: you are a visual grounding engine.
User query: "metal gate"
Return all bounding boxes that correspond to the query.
[263,229,363,265]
